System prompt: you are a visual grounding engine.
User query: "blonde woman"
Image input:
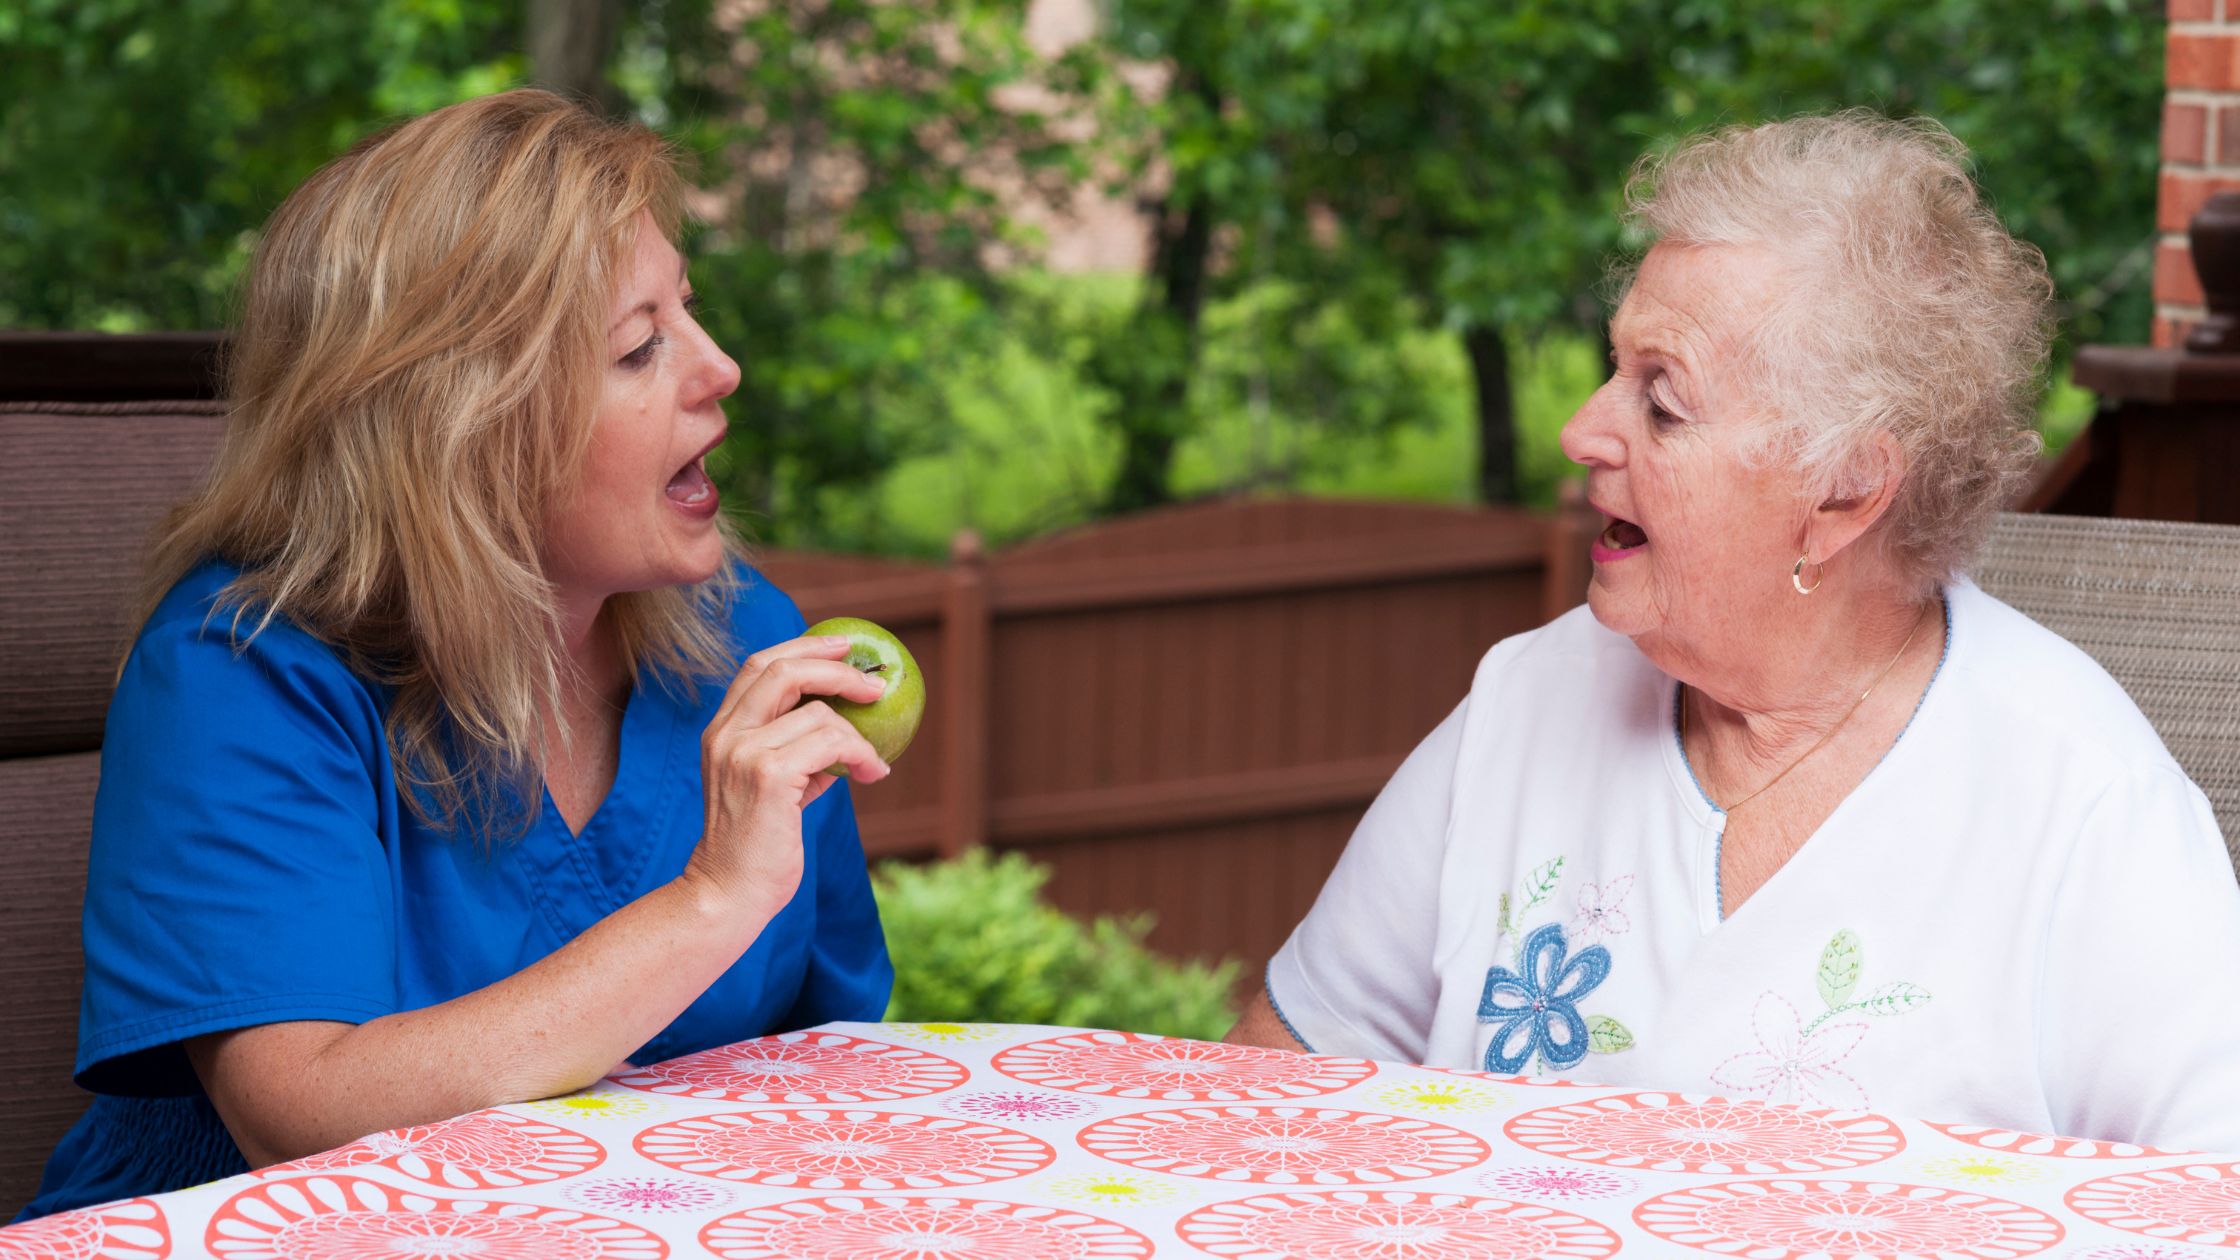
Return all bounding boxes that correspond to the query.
[22,91,896,1217]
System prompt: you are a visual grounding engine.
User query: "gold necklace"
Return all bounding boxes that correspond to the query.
[1683,602,1933,813]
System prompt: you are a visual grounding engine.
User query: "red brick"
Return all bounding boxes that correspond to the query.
[2168,32,2240,90]
[2170,0,2215,20]
[2159,240,2208,306]
[2168,102,2210,164]
[2218,104,2240,166]
[2159,171,2240,231]
[2155,314,2199,349]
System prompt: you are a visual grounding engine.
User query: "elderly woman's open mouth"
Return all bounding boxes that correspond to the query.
[1594,514,1649,560]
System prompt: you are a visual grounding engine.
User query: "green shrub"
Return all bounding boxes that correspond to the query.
[872,849,1241,1041]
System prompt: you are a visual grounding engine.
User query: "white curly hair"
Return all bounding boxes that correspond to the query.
[1620,109,2056,591]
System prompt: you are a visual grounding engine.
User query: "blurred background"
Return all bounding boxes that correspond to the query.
[0,0,2171,1038]
[2,0,2159,552]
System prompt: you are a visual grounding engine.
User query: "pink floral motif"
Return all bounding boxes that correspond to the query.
[1569,875,1633,946]
[2066,1164,2240,1246]
[1477,1165,1639,1201]
[200,1175,666,1259]
[1711,994,1873,1110]
[1076,1106,1491,1185]
[1633,1178,2064,1260]
[272,1112,605,1189]
[1931,1122,2183,1160]
[1176,1190,1624,1260]
[563,1177,736,1215]
[0,1196,169,1260]
[1504,1091,1904,1173]
[610,1031,967,1104]
[633,1108,1055,1190]
[2070,1248,2218,1260]
[993,1032,1375,1102]
[700,1196,1156,1259]
[943,1090,1101,1124]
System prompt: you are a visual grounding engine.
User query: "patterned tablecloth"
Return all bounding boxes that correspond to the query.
[7,1021,2236,1259]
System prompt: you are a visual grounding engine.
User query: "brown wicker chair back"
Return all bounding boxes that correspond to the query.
[1974,511,2240,873]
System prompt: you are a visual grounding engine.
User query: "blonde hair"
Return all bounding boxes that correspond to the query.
[137,88,746,833]
[1622,110,2055,590]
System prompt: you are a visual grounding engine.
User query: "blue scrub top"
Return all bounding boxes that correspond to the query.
[21,560,893,1219]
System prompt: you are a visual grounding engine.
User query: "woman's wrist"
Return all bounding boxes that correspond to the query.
[671,858,792,930]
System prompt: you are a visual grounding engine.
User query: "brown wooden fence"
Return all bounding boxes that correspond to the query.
[762,495,1598,977]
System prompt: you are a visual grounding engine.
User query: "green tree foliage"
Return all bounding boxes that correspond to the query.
[0,0,518,329]
[872,849,1240,1039]
[3,0,2165,529]
[1086,0,2163,506]
[626,0,1109,549]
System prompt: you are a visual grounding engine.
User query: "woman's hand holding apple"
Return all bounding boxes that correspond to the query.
[681,634,892,920]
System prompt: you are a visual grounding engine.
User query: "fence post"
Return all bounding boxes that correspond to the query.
[938,530,990,858]
[1542,479,1600,623]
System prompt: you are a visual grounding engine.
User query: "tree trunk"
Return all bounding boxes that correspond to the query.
[1465,323,1518,504]
[526,0,621,113]
[1104,186,1216,515]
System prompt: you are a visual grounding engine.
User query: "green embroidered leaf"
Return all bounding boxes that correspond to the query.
[1587,1015,1635,1054]
[1496,892,1514,939]
[1817,929,1863,1009]
[1518,857,1565,914]
[1858,981,1932,1016]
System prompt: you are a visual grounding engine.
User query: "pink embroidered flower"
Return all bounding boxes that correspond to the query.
[1710,993,1871,1110]
[1569,876,1633,945]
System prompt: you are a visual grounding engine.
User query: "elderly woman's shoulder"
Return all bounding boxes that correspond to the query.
[1466,601,1660,704]
[1945,581,2181,773]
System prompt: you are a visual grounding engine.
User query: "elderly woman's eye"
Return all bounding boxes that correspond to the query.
[620,334,662,369]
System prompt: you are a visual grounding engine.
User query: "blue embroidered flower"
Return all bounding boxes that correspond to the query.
[1478,922,1611,1072]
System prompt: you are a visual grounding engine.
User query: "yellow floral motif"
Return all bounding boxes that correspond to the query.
[523,1092,654,1120]
[1370,1078,1512,1113]
[1919,1153,2046,1185]
[889,1022,1002,1042]
[1040,1173,1184,1206]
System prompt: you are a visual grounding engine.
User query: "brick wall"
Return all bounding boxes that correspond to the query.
[2159,0,2240,345]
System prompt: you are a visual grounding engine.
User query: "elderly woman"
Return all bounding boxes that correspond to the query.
[23,91,896,1217]
[1229,112,2240,1150]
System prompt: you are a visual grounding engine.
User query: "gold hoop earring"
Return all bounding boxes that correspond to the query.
[1792,555,1823,595]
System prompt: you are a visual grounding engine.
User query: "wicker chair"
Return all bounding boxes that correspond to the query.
[1973,512,2240,872]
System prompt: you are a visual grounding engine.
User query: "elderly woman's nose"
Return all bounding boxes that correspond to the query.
[1560,385,1624,469]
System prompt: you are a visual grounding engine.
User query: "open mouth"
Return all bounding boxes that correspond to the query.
[665,456,714,506]
[665,433,725,511]
[1598,516,1648,552]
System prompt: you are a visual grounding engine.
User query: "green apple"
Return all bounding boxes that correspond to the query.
[804,616,926,774]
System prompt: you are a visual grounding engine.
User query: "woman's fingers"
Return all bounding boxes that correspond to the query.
[725,656,889,733]
[710,699,889,789]
[710,633,853,732]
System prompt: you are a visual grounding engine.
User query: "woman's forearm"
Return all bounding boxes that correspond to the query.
[191,872,780,1166]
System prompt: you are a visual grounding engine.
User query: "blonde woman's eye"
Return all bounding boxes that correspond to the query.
[621,334,662,369]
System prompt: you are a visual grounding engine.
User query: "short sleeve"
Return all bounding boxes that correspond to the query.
[782,780,895,1027]
[2037,764,2240,1151]
[1266,700,1466,1062]
[76,609,399,1096]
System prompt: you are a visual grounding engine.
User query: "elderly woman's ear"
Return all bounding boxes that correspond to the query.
[1803,430,1906,572]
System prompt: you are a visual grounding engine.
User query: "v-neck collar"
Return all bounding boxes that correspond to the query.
[1656,587,1959,930]
[525,672,689,922]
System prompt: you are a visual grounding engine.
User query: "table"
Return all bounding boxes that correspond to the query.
[6,1021,2236,1258]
